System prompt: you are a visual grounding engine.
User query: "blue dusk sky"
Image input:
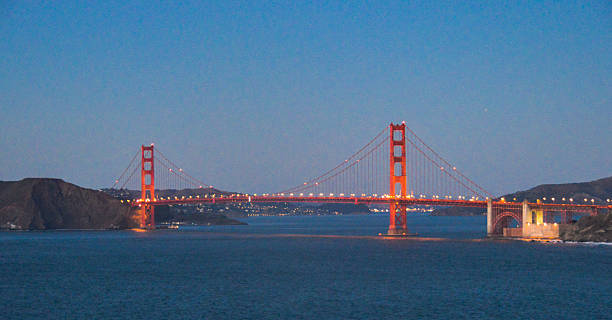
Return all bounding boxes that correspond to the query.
[0,1,610,195]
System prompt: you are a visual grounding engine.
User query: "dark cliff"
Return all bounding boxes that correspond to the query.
[0,178,136,230]
[560,213,612,242]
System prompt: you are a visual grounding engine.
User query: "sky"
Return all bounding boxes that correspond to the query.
[0,1,610,195]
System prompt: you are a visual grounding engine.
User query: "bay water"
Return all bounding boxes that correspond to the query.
[1,215,610,319]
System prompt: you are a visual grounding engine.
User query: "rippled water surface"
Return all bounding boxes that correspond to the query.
[1,215,610,319]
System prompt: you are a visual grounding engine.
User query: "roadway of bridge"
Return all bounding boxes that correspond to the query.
[127,196,610,212]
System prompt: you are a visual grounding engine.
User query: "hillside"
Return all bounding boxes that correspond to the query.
[0,178,137,230]
[560,212,612,242]
[154,205,246,225]
[502,176,612,203]
[318,203,371,215]
[102,187,231,200]
[433,176,612,216]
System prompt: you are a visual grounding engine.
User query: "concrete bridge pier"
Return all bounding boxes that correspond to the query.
[522,200,530,231]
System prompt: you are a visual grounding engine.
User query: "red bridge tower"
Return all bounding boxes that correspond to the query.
[388,123,410,235]
[140,144,155,229]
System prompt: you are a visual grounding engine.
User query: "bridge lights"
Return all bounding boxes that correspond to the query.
[569,198,573,202]
[309,193,313,197]
[362,194,366,197]
[300,193,304,196]
[319,193,324,196]
[350,194,355,197]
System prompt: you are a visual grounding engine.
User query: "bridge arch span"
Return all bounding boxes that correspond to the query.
[492,211,522,235]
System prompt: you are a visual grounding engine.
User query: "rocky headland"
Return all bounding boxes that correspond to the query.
[0,178,136,230]
[560,212,612,242]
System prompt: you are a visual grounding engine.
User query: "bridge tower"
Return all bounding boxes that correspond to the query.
[388,123,409,235]
[140,144,155,229]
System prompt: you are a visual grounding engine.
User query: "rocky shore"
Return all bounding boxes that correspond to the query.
[560,213,612,242]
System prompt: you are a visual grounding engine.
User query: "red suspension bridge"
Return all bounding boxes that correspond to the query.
[111,123,611,237]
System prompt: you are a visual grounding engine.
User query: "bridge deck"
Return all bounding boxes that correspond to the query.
[127,196,610,212]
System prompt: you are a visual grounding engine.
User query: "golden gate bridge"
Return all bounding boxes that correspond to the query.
[111,123,611,237]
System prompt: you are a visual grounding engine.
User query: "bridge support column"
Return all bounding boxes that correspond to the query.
[521,200,530,238]
[387,123,409,235]
[140,145,155,229]
[486,198,493,235]
[522,200,530,229]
